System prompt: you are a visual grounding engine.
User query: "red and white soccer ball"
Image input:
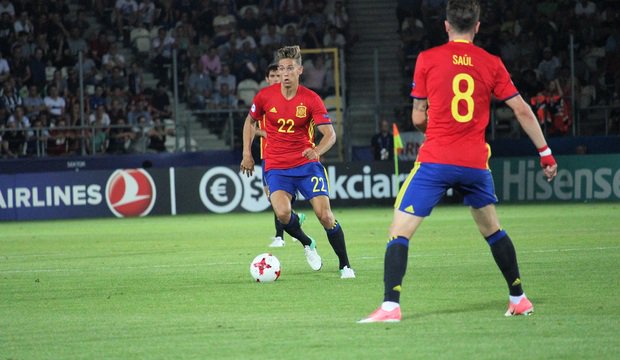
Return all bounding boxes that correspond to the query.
[250,253,281,283]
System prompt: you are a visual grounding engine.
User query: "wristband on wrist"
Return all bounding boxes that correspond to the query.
[538,145,552,157]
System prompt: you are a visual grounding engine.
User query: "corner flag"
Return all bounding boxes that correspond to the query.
[393,123,404,187]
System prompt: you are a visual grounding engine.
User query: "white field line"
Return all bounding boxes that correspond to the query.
[1,246,618,274]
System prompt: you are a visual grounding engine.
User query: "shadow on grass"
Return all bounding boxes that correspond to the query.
[403,300,505,320]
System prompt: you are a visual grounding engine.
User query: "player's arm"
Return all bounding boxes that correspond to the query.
[254,123,266,138]
[505,94,557,181]
[411,98,428,133]
[240,114,257,176]
[303,124,336,160]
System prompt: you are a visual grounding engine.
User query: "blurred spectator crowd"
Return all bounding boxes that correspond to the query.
[396,0,620,136]
[0,0,353,158]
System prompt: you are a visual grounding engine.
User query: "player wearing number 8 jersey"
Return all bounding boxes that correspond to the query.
[240,45,355,279]
[412,38,517,169]
[359,0,558,323]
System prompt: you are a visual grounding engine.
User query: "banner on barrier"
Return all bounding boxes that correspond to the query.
[490,155,620,202]
[1,155,619,220]
[0,169,172,221]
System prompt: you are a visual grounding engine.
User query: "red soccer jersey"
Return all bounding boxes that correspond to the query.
[249,84,331,171]
[410,40,518,169]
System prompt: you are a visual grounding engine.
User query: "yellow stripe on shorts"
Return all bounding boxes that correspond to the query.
[394,161,421,209]
[322,164,330,193]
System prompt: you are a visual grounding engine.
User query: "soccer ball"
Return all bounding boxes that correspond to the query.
[250,253,281,283]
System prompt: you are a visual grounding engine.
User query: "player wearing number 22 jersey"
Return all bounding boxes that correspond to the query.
[250,84,330,172]
[241,45,354,279]
[411,40,518,169]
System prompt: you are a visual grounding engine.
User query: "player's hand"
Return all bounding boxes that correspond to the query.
[240,156,255,176]
[538,145,557,182]
[302,148,319,160]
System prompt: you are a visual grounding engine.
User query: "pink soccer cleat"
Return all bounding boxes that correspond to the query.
[358,306,402,323]
[504,296,534,317]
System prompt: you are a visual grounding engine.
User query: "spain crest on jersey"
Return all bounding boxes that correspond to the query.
[295,105,307,118]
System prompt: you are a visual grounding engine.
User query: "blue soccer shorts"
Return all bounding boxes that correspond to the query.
[394,162,498,217]
[265,162,329,201]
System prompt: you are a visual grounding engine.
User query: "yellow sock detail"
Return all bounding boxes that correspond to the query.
[512,278,522,286]
[392,285,402,292]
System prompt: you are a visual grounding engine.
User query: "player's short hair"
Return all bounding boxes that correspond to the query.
[275,45,302,66]
[266,63,278,77]
[446,0,480,33]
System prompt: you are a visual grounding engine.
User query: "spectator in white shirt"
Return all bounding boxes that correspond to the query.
[13,11,33,34]
[0,0,15,19]
[44,85,66,120]
[114,0,138,39]
[323,25,346,49]
[215,64,237,93]
[575,0,596,18]
[89,105,111,127]
[102,43,126,72]
[138,0,156,28]
[212,4,236,45]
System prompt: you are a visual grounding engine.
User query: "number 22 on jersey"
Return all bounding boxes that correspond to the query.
[277,118,295,133]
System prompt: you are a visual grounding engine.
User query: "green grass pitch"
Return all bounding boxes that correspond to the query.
[1,203,619,359]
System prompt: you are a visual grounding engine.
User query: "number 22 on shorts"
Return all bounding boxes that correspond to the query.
[311,176,326,193]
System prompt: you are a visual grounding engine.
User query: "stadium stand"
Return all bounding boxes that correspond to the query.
[394,0,620,138]
[0,0,617,159]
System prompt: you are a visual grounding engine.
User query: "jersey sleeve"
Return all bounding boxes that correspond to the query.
[492,57,519,101]
[310,91,331,126]
[410,52,428,99]
[249,90,265,120]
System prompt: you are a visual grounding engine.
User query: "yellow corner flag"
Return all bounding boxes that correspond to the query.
[393,123,404,187]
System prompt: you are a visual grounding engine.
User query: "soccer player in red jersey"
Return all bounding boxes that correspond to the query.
[241,45,355,279]
[359,0,558,322]
[254,63,307,248]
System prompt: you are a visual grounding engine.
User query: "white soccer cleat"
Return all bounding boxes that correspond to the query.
[304,238,322,271]
[340,266,356,279]
[269,236,285,248]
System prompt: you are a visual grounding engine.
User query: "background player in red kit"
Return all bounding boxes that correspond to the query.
[359,0,558,322]
[241,45,355,279]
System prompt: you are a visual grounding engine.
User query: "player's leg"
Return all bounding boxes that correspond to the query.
[264,183,285,247]
[272,189,321,271]
[384,210,424,301]
[270,190,313,248]
[308,195,353,277]
[358,210,425,323]
[265,170,314,248]
[288,195,306,243]
[262,162,285,247]
[470,205,532,316]
[463,168,533,316]
[359,163,445,323]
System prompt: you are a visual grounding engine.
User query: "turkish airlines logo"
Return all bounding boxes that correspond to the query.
[105,169,156,217]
